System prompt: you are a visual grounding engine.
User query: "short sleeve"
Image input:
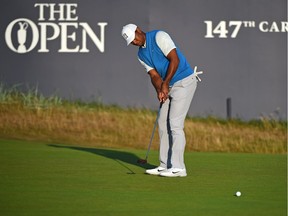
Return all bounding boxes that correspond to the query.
[155,31,176,56]
[138,57,154,72]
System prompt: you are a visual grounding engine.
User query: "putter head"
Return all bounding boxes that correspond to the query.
[137,158,147,164]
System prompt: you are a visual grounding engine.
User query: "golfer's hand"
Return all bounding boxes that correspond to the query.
[158,92,165,103]
[159,82,169,102]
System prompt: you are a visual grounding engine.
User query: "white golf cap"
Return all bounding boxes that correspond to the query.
[121,24,137,46]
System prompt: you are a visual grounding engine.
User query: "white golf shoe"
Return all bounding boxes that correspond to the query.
[145,166,166,175]
[159,168,187,177]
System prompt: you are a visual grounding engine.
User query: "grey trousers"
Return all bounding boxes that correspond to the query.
[158,74,197,169]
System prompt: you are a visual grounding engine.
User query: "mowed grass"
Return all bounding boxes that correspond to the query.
[0,139,286,216]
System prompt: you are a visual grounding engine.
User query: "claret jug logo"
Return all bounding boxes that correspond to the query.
[5,3,108,54]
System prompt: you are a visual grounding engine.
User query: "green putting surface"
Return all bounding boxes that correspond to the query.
[0,139,286,216]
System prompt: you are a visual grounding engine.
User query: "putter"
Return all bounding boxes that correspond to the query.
[137,103,163,164]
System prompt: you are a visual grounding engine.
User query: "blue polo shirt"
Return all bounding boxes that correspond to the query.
[138,30,193,86]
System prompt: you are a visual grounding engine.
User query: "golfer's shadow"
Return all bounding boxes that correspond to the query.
[48,144,155,174]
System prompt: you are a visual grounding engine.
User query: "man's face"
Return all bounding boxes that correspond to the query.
[131,30,145,47]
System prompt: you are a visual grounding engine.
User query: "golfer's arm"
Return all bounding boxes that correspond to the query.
[163,48,179,85]
[148,69,163,93]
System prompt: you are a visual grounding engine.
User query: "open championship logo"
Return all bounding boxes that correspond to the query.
[5,3,108,54]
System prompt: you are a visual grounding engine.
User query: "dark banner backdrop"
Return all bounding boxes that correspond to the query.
[0,0,287,120]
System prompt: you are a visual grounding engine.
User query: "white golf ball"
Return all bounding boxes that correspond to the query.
[236,191,241,197]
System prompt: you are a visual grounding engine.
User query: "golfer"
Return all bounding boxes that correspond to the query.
[121,24,200,177]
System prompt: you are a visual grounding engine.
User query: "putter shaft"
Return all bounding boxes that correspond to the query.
[144,103,162,161]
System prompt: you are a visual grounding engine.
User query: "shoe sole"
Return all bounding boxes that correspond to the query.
[145,170,165,176]
[145,171,159,175]
[159,172,187,177]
